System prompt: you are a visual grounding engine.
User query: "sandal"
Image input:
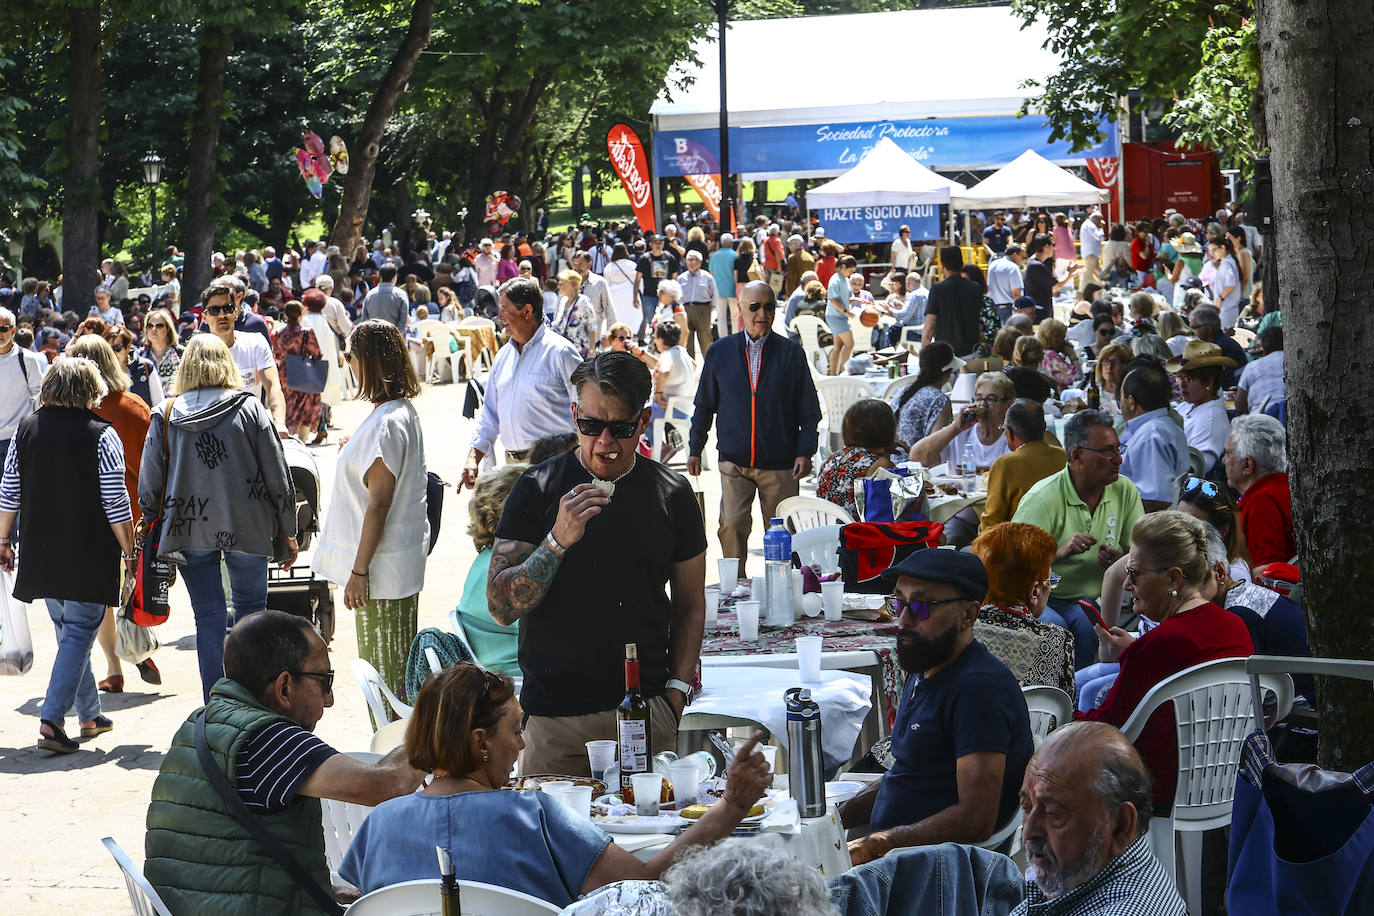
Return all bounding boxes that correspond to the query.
[80,715,114,738]
[136,658,162,685]
[98,675,125,693]
[37,720,80,754]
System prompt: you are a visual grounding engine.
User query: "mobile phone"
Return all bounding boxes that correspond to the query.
[1078,599,1110,631]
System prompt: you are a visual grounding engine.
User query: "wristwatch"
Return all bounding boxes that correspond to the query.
[665,678,696,707]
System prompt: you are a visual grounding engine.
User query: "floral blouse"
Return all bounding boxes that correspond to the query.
[816,446,883,518]
[973,295,1002,357]
[551,294,596,359]
[891,385,948,450]
[1041,348,1080,388]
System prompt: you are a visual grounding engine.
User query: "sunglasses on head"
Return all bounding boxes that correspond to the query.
[574,409,639,439]
[1183,476,1220,499]
[884,594,969,621]
[204,304,236,316]
[746,301,777,313]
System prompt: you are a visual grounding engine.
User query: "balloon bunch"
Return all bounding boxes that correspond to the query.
[295,131,350,199]
[484,191,521,233]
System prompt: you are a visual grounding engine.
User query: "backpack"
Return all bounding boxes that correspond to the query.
[454,268,477,303]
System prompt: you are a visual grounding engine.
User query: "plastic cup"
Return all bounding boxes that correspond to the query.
[542,784,573,812]
[751,575,766,602]
[797,636,823,683]
[737,600,760,641]
[666,760,702,809]
[704,585,720,628]
[630,773,664,816]
[821,580,845,622]
[538,780,573,794]
[718,558,739,593]
[585,740,617,782]
[563,784,593,819]
[790,569,805,615]
[758,744,778,773]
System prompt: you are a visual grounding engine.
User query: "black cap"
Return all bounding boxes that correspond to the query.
[882,549,988,601]
[1013,295,1037,313]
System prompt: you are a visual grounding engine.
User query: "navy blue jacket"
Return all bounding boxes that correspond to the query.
[689,331,821,470]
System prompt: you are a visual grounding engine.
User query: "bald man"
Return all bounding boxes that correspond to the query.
[1014,722,1185,914]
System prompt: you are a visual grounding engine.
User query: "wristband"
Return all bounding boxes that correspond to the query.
[351,570,368,577]
[544,531,566,556]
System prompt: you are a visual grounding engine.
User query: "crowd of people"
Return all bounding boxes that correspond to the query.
[0,196,1302,915]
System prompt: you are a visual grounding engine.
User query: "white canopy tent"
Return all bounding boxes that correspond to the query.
[806,138,967,208]
[951,149,1109,210]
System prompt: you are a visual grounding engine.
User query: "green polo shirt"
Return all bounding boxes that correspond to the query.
[1011,466,1145,601]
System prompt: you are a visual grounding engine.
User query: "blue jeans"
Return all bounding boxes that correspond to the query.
[1075,662,1121,711]
[41,599,105,724]
[181,550,269,702]
[1042,596,1101,671]
[639,294,657,342]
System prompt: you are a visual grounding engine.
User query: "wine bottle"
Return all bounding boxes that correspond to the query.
[437,846,461,916]
[617,642,651,801]
[1085,363,1101,410]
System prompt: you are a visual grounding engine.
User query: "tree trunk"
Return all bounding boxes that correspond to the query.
[1255,0,1374,770]
[61,2,102,317]
[182,23,231,305]
[329,0,437,253]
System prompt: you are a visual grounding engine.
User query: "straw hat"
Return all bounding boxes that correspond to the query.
[1173,232,1202,255]
[1166,339,1237,373]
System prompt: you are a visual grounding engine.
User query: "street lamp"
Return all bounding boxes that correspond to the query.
[142,150,164,269]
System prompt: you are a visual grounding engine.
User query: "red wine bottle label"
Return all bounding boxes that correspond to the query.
[618,718,649,778]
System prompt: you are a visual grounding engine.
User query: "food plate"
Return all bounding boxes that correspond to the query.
[594,814,690,834]
[826,781,864,804]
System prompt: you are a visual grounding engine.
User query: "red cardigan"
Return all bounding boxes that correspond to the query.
[1079,601,1254,810]
[1239,472,1295,567]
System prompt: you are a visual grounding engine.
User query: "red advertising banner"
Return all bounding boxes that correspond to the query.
[606,123,656,234]
[1085,157,1121,223]
[684,172,723,223]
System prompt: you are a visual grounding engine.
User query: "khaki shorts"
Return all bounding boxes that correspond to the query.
[519,694,680,777]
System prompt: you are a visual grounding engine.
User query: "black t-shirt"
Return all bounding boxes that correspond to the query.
[636,251,679,298]
[871,640,1033,833]
[1022,257,1054,318]
[983,225,1012,254]
[924,276,984,357]
[494,451,708,717]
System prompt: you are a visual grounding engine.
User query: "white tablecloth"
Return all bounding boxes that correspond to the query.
[687,666,872,770]
[622,804,851,877]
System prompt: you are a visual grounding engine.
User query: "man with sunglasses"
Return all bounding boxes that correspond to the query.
[487,351,707,774]
[199,285,289,436]
[0,306,46,473]
[687,281,821,579]
[1014,409,1144,669]
[841,550,1033,865]
[146,610,422,912]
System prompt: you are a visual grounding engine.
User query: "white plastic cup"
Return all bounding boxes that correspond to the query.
[539,780,573,794]
[737,600,760,641]
[790,569,805,617]
[630,773,664,816]
[564,784,593,819]
[666,760,702,809]
[758,744,778,773]
[704,585,720,627]
[718,558,739,593]
[543,784,573,812]
[749,575,764,604]
[585,740,617,782]
[821,580,845,622]
[797,636,823,683]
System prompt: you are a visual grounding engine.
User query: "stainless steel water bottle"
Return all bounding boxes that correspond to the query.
[785,687,826,817]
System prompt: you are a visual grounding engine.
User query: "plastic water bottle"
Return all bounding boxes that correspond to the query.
[962,442,977,494]
[763,517,793,627]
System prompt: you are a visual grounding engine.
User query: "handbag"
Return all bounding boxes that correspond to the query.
[0,571,33,676]
[134,397,178,627]
[284,352,328,395]
[838,521,943,594]
[114,604,159,665]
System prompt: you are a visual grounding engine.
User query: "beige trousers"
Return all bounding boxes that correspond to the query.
[717,460,799,580]
[685,304,714,358]
[520,694,680,777]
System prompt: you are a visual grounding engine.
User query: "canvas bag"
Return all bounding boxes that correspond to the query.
[838,520,942,593]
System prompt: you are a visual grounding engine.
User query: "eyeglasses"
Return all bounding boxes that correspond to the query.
[1124,566,1169,585]
[146,322,167,330]
[573,409,640,439]
[1079,443,1127,457]
[614,335,632,342]
[1183,476,1220,499]
[884,594,969,621]
[293,669,335,692]
[110,342,126,352]
[0,325,12,333]
[204,304,236,316]
[746,301,777,312]
[973,396,1006,407]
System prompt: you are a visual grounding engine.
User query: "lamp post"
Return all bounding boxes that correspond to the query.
[716,0,735,232]
[141,150,164,269]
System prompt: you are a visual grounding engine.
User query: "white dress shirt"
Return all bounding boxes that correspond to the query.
[1079,219,1104,258]
[1239,350,1285,413]
[470,324,583,455]
[1176,398,1230,470]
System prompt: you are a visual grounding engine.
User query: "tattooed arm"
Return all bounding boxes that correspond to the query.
[487,482,610,626]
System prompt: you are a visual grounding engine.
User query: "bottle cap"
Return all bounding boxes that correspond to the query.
[770,517,783,526]
[799,687,811,700]
[625,642,638,660]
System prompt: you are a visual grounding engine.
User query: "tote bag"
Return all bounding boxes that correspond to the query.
[284,352,328,395]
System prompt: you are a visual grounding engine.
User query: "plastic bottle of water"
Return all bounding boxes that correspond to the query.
[962,442,977,494]
[763,518,793,627]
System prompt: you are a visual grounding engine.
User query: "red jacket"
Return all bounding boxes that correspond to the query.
[1079,601,1254,810]
[1239,472,1295,567]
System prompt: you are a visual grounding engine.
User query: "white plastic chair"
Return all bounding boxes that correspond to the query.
[102,837,174,916]
[815,376,876,457]
[370,718,408,755]
[790,315,831,375]
[1120,658,1294,914]
[790,524,843,575]
[321,752,380,880]
[353,657,412,732]
[458,315,498,375]
[777,495,854,532]
[1022,685,1073,750]
[346,878,561,915]
[880,372,920,402]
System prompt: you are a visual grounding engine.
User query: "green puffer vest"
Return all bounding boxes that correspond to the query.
[144,678,333,916]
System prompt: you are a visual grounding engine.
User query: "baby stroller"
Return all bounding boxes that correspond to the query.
[472,284,499,320]
[266,438,337,641]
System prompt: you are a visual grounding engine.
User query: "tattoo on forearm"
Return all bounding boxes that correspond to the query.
[487,538,563,624]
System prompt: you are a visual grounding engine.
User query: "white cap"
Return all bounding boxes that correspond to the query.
[942,354,966,373]
[480,238,493,247]
[815,227,826,237]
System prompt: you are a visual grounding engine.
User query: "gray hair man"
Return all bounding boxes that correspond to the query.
[1223,413,1293,568]
[678,249,717,359]
[1187,306,1247,387]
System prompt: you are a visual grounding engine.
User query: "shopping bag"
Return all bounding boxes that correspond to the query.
[115,604,160,665]
[838,520,942,593]
[853,468,927,522]
[0,572,33,675]
[284,352,329,394]
[132,515,175,626]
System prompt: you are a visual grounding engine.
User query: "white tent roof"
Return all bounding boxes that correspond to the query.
[651,8,1061,130]
[807,138,967,207]
[951,149,1108,209]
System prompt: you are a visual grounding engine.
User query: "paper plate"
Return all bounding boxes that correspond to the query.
[595,814,689,834]
[826,781,864,804]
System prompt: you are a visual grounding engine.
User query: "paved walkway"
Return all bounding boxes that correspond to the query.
[0,376,787,911]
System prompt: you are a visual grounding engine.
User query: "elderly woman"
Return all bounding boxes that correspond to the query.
[1166,340,1235,471]
[645,320,695,459]
[299,289,343,444]
[66,335,155,693]
[0,357,137,752]
[652,277,690,344]
[315,320,428,698]
[909,370,1014,472]
[1079,511,1253,809]
[552,270,598,359]
[137,308,182,394]
[102,324,163,407]
[455,465,526,676]
[991,325,1022,364]
[339,665,772,906]
[969,523,1075,696]
[1093,341,1133,413]
[890,340,956,447]
[141,335,297,702]
[816,399,902,518]
[1035,318,1080,388]
[663,839,835,916]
